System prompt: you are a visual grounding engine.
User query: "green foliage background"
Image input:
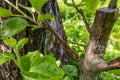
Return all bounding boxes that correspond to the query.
[58,0,120,80]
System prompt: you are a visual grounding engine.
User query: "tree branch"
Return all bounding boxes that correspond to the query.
[5,0,81,63]
[98,57,120,71]
[71,0,91,33]
[97,0,119,72]
[108,0,118,9]
[43,20,80,62]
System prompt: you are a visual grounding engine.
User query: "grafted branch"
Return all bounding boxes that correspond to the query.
[98,57,120,71]
[72,0,91,33]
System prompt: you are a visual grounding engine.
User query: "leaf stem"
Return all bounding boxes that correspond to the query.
[12,14,25,18]
[71,0,91,33]
[5,0,38,24]
[16,0,19,8]
[13,47,22,69]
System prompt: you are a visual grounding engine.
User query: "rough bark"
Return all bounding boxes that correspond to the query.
[0,0,119,80]
[0,0,68,80]
[80,0,119,80]
[33,0,69,63]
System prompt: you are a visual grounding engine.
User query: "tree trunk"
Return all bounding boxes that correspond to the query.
[0,0,68,80]
[1,0,119,80]
[80,1,119,80]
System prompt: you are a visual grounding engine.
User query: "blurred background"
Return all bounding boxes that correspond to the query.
[57,0,120,80]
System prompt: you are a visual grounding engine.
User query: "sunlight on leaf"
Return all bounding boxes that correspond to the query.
[0,52,15,64]
[29,0,48,11]
[0,7,13,18]
[16,38,29,50]
[37,13,54,22]
[2,17,29,38]
[84,0,100,13]
[3,37,17,47]
[20,51,64,80]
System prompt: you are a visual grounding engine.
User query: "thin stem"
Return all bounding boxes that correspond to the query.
[13,47,23,70]
[39,11,81,62]
[12,14,25,18]
[72,0,91,33]
[14,47,20,63]
[28,24,38,27]
[43,20,80,62]
[13,59,19,68]
[16,0,18,6]
[32,14,36,21]
[5,0,38,24]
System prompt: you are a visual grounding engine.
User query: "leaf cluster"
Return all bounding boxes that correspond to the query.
[0,0,64,80]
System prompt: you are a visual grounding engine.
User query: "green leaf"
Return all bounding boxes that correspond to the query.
[21,71,50,80]
[2,17,29,38]
[0,7,13,18]
[37,13,54,22]
[19,4,35,14]
[19,51,40,71]
[16,38,29,50]
[84,0,100,12]
[29,0,48,11]
[0,52,15,64]
[31,26,39,31]
[3,37,17,47]
[63,65,78,77]
[29,56,64,80]
[20,52,64,80]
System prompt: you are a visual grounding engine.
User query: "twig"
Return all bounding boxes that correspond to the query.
[71,0,91,33]
[5,0,38,24]
[38,10,80,62]
[4,0,81,63]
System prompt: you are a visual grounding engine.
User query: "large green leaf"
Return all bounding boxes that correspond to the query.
[21,71,50,80]
[19,51,40,71]
[0,52,15,64]
[37,13,54,22]
[2,17,29,38]
[3,37,17,47]
[16,38,29,50]
[20,51,64,80]
[0,7,13,18]
[29,0,48,11]
[29,56,64,80]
